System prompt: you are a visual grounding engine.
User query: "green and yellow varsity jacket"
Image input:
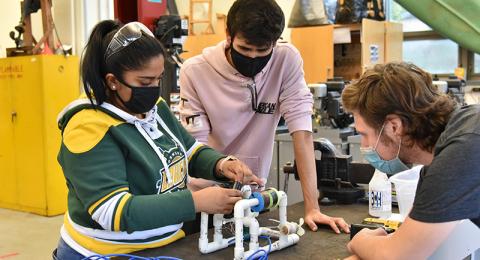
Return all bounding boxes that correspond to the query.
[56,98,225,256]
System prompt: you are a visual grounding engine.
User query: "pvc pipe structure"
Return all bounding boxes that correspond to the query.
[234,198,260,260]
[199,186,301,259]
[198,212,232,254]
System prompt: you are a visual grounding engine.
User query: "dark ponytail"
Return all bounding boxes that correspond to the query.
[81,20,166,106]
[81,20,121,105]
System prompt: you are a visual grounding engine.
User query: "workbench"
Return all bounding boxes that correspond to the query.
[136,203,368,260]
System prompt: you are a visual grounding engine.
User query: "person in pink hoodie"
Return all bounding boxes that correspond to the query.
[179,0,349,234]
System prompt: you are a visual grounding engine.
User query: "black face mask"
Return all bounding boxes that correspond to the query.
[115,78,161,114]
[230,46,273,78]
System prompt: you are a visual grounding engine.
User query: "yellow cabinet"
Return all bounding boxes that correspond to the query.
[291,19,403,83]
[0,55,80,216]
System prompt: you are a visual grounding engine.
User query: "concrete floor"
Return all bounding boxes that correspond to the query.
[0,208,63,260]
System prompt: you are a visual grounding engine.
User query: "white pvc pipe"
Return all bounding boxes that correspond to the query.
[259,227,282,238]
[198,212,232,254]
[199,212,209,244]
[241,185,252,199]
[244,234,299,258]
[199,237,231,254]
[278,234,300,250]
[234,198,259,260]
[278,191,288,225]
[200,189,300,259]
[243,217,260,253]
[213,214,223,243]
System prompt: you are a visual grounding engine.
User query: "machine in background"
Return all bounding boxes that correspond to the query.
[153,15,188,117]
[308,77,355,155]
[283,138,374,205]
[433,75,467,106]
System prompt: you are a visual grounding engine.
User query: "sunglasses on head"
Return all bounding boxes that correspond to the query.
[104,22,154,61]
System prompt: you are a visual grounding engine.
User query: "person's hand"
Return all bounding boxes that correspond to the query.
[192,186,243,214]
[216,158,263,185]
[304,208,350,234]
[347,228,387,253]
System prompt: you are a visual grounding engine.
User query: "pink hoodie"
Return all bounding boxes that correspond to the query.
[179,41,313,182]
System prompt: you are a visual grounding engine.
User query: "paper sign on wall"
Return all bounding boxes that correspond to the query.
[369,44,379,63]
[333,28,351,44]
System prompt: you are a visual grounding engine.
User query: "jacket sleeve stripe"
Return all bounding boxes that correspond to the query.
[186,142,204,160]
[91,192,126,231]
[88,187,129,215]
[113,193,132,231]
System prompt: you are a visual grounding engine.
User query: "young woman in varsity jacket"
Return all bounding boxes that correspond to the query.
[53,20,261,259]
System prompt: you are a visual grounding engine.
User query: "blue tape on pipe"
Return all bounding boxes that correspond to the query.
[250,192,264,212]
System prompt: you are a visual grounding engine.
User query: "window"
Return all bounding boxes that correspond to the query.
[385,0,460,75]
[386,0,480,80]
[474,53,480,74]
[403,39,458,75]
[389,1,431,32]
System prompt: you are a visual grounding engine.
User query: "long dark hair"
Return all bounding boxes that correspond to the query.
[81,20,166,105]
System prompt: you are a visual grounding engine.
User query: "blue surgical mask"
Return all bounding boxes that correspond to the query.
[360,123,410,175]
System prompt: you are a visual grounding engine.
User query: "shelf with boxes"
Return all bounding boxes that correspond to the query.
[291,18,403,83]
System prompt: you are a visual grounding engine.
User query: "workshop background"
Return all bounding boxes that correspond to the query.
[1,0,479,259]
